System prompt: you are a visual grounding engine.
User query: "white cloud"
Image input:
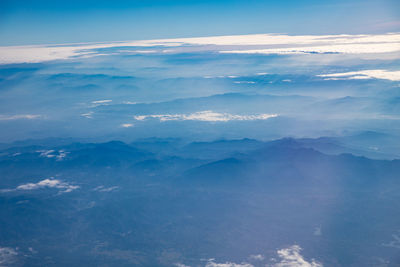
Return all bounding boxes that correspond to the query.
[37,149,56,158]
[133,33,399,48]
[37,150,69,160]
[382,230,400,249]
[220,43,400,55]
[273,245,322,267]
[17,178,79,193]
[121,123,134,128]
[56,150,69,161]
[0,178,79,193]
[0,247,18,266]
[234,81,256,84]
[92,99,112,104]
[317,69,400,81]
[134,111,278,122]
[121,50,157,54]
[81,112,94,118]
[93,185,119,192]
[123,101,137,105]
[1,33,399,64]
[134,115,147,121]
[17,179,59,190]
[90,100,112,107]
[0,114,41,121]
[201,246,321,267]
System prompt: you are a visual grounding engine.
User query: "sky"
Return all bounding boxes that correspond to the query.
[0,0,399,45]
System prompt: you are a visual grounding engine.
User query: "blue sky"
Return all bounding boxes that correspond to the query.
[0,0,399,45]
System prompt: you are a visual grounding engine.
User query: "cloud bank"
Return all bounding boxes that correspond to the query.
[0,33,399,64]
[220,43,400,55]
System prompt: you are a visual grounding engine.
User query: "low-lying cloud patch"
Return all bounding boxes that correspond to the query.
[81,111,94,118]
[273,245,322,267]
[317,69,400,81]
[92,99,112,104]
[37,150,69,161]
[188,245,322,267]
[0,114,42,121]
[382,230,400,249]
[93,185,119,192]
[121,123,134,128]
[234,81,256,84]
[91,99,113,107]
[134,111,278,122]
[1,178,79,193]
[0,247,18,266]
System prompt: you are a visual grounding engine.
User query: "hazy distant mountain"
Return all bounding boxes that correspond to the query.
[0,137,399,266]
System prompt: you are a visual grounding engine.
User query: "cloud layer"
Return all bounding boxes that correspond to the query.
[1,33,399,64]
[220,43,400,55]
